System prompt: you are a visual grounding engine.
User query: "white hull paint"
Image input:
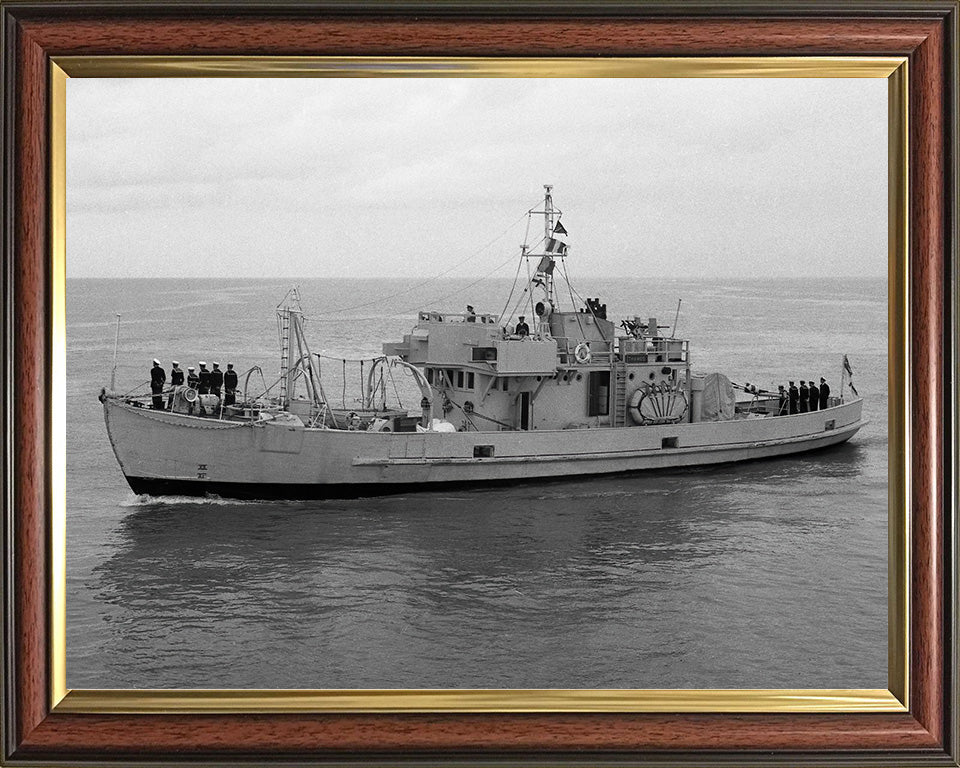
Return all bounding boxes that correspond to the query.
[103,398,865,499]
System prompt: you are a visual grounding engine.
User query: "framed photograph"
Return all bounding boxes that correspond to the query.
[2,2,956,765]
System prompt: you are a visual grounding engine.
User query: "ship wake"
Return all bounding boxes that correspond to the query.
[119,492,269,508]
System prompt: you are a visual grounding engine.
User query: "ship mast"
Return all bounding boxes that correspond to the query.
[277,287,326,412]
[543,184,555,244]
[540,184,557,309]
[525,184,563,319]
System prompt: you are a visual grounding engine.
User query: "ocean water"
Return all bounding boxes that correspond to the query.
[66,276,888,689]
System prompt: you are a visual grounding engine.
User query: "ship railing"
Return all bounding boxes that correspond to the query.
[417,310,500,325]
[107,371,286,422]
[736,394,852,417]
[618,337,688,364]
[551,336,688,366]
[553,337,616,365]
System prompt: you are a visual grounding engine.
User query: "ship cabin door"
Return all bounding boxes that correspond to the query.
[519,391,531,431]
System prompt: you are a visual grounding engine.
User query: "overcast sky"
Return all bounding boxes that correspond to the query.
[66,77,886,279]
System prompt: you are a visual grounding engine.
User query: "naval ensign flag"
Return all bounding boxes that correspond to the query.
[843,355,859,396]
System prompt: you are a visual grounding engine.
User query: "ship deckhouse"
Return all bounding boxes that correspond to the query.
[383,186,693,432]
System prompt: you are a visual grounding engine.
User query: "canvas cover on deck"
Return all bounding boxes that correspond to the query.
[700,372,736,422]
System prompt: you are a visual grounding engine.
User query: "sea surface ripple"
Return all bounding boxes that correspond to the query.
[67,277,887,689]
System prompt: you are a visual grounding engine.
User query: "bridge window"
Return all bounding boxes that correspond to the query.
[467,372,475,389]
[425,368,434,384]
[457,371,464,388]
[472,347,498,362]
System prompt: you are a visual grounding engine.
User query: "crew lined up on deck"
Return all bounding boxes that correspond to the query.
[776,377,830,416]
[739,377,832,417]
[148,359,239,410]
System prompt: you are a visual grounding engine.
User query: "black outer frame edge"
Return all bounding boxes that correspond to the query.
[4,748,960,768]
[945,3,960,765]
[930,3,960,765]
[0,0,957,19]
[1,4,18,765]
[0,1,956,766]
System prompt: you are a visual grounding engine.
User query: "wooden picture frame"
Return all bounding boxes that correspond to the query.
[2,2,956,764]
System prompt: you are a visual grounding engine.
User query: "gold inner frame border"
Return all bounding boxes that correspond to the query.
[48,55,910,715]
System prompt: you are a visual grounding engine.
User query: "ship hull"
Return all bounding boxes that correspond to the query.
[103,397,865,500]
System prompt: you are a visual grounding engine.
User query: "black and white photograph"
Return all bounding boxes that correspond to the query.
[66,75,888,691]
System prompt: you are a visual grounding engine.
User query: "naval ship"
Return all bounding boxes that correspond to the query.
[99,187,865,500]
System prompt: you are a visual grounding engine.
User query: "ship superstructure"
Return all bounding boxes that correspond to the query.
[382,186,693,434]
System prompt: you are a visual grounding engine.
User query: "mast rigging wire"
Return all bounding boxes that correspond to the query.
[391,247,523,318]
[499,234,547,329]
[311,203,538,317]
[497,255,526,322]
[557,258,586,341]
[557,259,610,342]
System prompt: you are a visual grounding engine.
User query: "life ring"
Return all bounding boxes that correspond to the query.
[182,387,198,403]
[574,342,592,364]
[627,388,645,425]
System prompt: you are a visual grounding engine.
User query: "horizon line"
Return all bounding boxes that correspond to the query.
[65,273,889,281]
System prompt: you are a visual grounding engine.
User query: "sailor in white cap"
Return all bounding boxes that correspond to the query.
[185,366,199,415]
[223,363,238,406]
[167,361,184,410]
[149,359,166,410]
[198,361,211,395]
[210,362,223,399]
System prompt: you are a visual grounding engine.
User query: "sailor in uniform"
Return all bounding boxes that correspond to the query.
[197,361,211,395]
[807,378,820,412]
[224,363,238,406]
[514,316,530,337]
[186,366,199,415]
[167,361,184,409]
[466,305,476,323]
[788,381,799,414]
[150,359,165,410]
[210,362,224,400]
[819,377,830,409]
[798,380,809,413]
[777,384,787,416]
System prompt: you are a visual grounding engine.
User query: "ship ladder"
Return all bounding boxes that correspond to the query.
[278,311,291,405]
[612,364,628,427]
